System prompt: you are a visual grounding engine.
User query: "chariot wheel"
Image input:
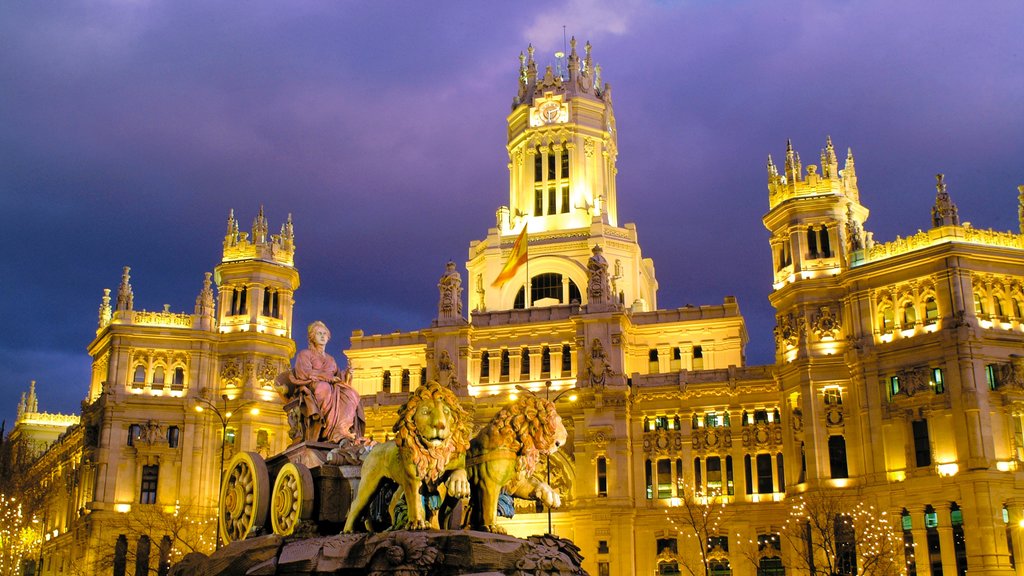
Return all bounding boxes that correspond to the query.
[270,462,314,536]
[219,451,270,544]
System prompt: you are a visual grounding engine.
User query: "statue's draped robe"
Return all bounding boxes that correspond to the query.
[290,349,364,442]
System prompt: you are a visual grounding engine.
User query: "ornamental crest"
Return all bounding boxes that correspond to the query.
[773,313,803,348]
[741,423,783,450]
[997,356,1024,390]
[643,429,683,456]
[220,357,241,385]
[691,427,732,452]
[811,306,841,340]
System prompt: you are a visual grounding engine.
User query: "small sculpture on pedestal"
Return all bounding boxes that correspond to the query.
[586,245,613,309]
[437,260,464,324]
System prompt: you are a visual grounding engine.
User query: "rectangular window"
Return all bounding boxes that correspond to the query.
[657,459,672,499]
[692,346,704,370]
[986,364,999,390]
[480,351,490,381]
[912,420,931,467]
[597,457,608,497]
[828,436,849,479]
[725,456,735,495]
[705,412,720,428]
[694,457,703,493]
[541,347,551,375]
[560,149,569,178]
[645,460,653,500]
[756,454,773,494]
[776,454,785,492]
[560,186,569,214]
[534,153,543,181]
[140,465,159,504]
[562,345,572,374]
[535,188,544,216]
[500,350,510,380]
[547,185,556,215]
[548,153,557,179]
[744,455,753,495]
[598,562,610,576]
[648,349,659,374]
[889,376,901,398]
[824,388,843,405]
[166,426,180,449]
[706,456,722,493]
[225,427,236,445]
[932,368,944,393]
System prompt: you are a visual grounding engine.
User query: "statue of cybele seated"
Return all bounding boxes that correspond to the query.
[275,321,366,444]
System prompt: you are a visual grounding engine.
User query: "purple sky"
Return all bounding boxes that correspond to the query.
[2,1,1022,425]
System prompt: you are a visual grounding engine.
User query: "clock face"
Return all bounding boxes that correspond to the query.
[539,101,561,123]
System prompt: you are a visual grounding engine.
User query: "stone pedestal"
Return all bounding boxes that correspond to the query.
[170,531,588,576]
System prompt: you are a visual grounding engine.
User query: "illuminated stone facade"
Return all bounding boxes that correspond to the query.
[27,208,297,574]
[17,41,1024,576]
[346,42,1024,576]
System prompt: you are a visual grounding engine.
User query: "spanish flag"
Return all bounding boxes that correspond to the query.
[492,225,528,288]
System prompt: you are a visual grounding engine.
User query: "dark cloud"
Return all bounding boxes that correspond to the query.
[2,1,1022,425]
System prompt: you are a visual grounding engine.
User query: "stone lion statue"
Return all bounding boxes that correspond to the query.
[466,394,569,533]
[344,380,471,532]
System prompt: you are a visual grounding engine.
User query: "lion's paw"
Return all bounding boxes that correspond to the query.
[481,524,507,534]
[407,519,431,530]
[535,484,561,508]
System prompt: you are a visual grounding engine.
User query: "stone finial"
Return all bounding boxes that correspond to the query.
[116,266,134,311]
[98,288,112,328]
[17,392,25,418]
[1018,185,1024,234]
[252,205,269,243]
[931,173,960,228]
[195,272,215,317]
[28,380,38,413]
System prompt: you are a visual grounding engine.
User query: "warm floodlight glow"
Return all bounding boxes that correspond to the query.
[568,394,578,402]
[509,393,518,401]
[114,503,132,513]
[996,460,1013,472]
[936,463,959,477]
[250,407,260,416]
[194,406,204,413]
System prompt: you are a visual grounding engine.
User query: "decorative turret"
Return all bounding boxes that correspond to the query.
[515,37,606,110]
[115,266,134,311]
[768,138,860,210]
[931,173,960,228]
[222,207,295,267]
[195,272,215,316]
[215,207,300,338]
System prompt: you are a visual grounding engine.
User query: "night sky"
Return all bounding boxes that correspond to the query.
[2,1,1021,425]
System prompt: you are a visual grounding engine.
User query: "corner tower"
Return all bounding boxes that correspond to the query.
[468,39,657,313]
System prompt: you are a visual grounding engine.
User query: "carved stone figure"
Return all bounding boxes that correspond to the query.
[466,395,568,533]
[276,321,365,443]
[344,381,471,532]
[586,245,612,306]
[437,260,463,321]
[585,338,615,388]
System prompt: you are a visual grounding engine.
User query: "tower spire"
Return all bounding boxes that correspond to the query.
[252,205,269,243]
[931,173,960,228]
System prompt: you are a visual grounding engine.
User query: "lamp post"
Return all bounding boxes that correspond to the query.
[516,380,577,535]
[194,392,257,549]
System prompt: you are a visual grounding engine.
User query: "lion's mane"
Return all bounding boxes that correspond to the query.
[486,395,561,481]
[392,380,470,483]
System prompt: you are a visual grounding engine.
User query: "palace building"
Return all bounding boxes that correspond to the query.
[18,40,1024,576]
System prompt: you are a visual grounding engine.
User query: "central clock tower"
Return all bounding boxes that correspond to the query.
[467,39,656,314]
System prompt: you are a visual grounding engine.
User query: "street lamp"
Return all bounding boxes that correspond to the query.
[194,392,258,549]
[515,380,577,535]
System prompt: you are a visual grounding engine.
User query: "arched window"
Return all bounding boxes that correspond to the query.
[152,366,165,385]
[995,297,1007,317]
[648,349,659,374]
[562,344,572,373]
[514,287,526,309]
[541,347,551,375]
[568,280,581,304]
[401,369,410,393]
[974,292,986,315]
[902,301,917,327]
[133,366,146,384]
[262,287,272,316]
[520,348,531,378]
[924,297,939,324]
[172,367,185,387]
[531,273,562,303]
[480,351,490,381]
